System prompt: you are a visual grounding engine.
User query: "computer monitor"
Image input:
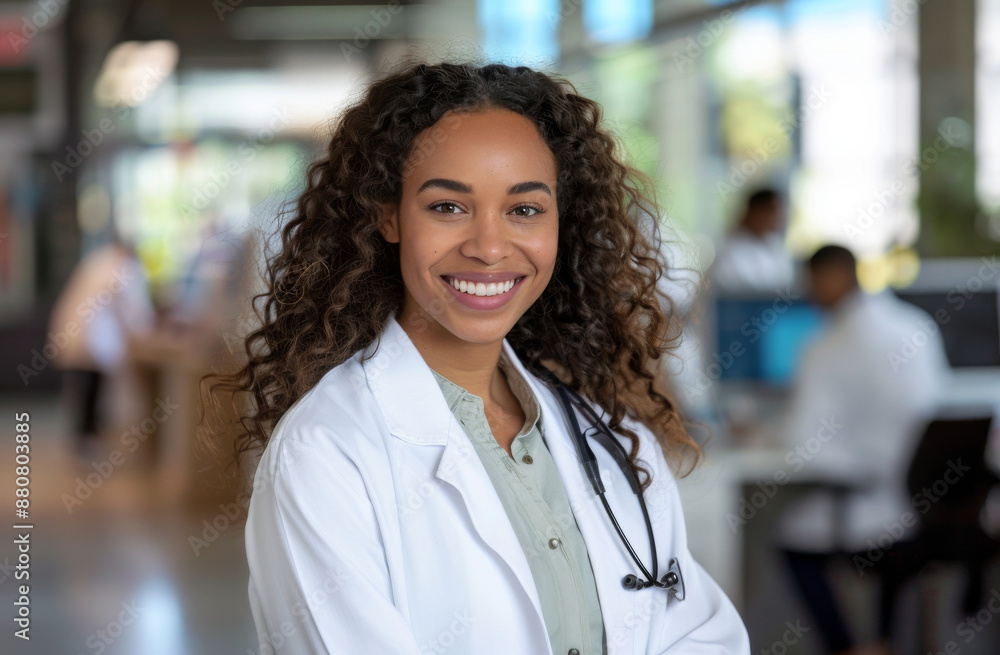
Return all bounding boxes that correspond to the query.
[715,297,824,385]
[893,289,1000,368]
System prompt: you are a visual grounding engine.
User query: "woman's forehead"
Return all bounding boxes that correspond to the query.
[403,109,557,190]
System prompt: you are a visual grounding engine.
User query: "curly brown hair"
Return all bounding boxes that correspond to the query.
[206,60,699,494]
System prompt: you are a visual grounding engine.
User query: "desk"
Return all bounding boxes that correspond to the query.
[676,447,831,606]
[128,328,242,512]
[676,447,868,652]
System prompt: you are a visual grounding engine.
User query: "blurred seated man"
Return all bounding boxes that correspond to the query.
[777,245,948,655]
[712,188,796,294]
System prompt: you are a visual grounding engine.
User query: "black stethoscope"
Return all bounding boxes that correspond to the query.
[540,373,686,601]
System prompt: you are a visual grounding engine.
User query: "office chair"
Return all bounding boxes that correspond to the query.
[881,411,999,646]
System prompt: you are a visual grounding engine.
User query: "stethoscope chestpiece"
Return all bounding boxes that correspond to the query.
[621,558,685,601]
[660,558,685,601]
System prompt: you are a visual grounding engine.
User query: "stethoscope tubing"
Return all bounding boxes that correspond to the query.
[544,374,684,595]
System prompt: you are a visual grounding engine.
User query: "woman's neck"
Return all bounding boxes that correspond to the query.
[411,328,504,400]
[399,313,510,408]
[398,305,528,456]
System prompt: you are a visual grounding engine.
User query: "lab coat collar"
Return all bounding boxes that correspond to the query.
[360,314,556,447]
[358,314,452,446]
[357,315,611,504]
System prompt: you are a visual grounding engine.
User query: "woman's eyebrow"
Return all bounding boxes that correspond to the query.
[416,178,552,196]
[508,181,552,196]
[418,178,471,194]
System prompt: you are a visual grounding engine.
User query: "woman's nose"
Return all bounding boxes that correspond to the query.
[461,210,509,264]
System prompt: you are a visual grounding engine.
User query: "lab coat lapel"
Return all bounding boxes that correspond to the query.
[361,317,547,626]
[434,418,547,621]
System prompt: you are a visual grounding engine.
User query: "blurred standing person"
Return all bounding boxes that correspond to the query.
[48,233,156,457]
[712,188,795,294]
[778,245,949,655]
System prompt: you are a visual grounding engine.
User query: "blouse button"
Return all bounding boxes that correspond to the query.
[548,537,560,549]
[568,649,580,655]
[522,454,533,464]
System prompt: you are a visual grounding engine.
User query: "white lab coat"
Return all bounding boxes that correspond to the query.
[778,290,950,553]
[245,315,750,655]
[711,229,795,295]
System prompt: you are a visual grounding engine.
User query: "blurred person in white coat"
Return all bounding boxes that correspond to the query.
[227,62,750,654]
[711,188,796,295]
[778,245,948,655]
[48,234,155,455]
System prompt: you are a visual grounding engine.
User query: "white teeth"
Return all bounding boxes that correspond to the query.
[448,277,520,297]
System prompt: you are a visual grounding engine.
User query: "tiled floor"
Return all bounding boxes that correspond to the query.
[0,394,258,654]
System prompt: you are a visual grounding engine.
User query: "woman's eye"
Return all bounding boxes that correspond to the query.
[512,205,542,217]
[430,202,461,214]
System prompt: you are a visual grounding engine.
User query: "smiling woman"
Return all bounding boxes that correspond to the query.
[205,61,750,655]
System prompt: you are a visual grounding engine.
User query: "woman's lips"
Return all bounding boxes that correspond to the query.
[439,275,526,310]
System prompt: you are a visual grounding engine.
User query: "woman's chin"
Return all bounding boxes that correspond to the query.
[438,313,520,346]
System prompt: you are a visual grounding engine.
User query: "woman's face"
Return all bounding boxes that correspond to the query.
[380,108,560,345]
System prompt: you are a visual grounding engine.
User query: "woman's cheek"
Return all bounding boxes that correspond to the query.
[530,230,559,274]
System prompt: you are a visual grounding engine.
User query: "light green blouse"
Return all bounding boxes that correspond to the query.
[430,352,607,655]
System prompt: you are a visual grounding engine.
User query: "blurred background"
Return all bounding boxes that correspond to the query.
[1,0,999,653]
